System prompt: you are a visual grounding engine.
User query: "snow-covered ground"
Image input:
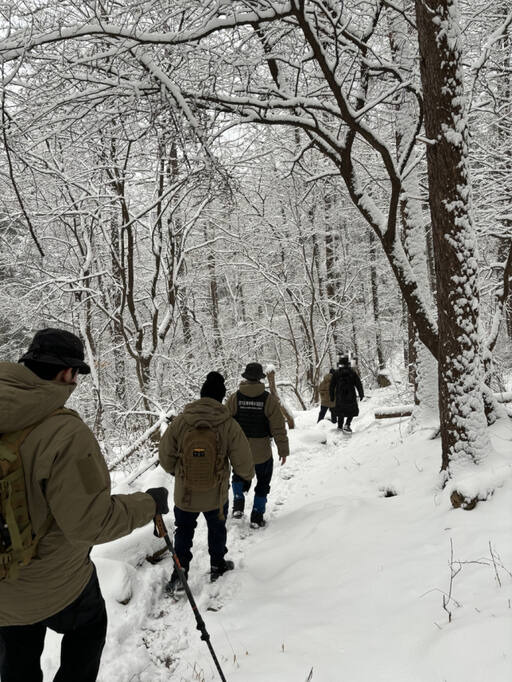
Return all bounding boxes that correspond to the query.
[42,389,512,681]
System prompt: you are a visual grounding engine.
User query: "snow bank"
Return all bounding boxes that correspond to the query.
[40,387,512,681]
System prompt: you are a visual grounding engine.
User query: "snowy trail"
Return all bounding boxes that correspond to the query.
[41,392,512,682]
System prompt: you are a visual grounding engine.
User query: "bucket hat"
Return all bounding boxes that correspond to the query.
[241,362,266,381]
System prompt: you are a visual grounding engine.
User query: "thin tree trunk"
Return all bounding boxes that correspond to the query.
[389,0,438,422]
[425,222,437,300]
[110,219,127,407]
[407,313,418,396]
[324,195,340,351]
[368,229,385,369]
[266,369,295,429]
[204,222,223,363]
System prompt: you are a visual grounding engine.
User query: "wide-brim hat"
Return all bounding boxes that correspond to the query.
[241,362,266,381]
[19,328,91,375]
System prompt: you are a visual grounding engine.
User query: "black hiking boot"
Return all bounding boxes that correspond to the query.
[165,568,187,596]
[250,510,266,529]
[210,559,235,583]
[343,425,352,433]
[232,497,244,519]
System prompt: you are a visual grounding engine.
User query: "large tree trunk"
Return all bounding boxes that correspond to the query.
[416,0,490,478]
[498,9,512,341]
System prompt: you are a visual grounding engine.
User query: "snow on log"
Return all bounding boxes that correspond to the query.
[374,405,414,419]
[493,392,512,403]
[108,410,173,471]
[374,392,511,420]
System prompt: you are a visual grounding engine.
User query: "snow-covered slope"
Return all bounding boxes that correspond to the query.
[42,390,512,681]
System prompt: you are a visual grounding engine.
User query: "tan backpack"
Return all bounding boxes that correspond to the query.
[0,408,76,581]
[181,422,225,517]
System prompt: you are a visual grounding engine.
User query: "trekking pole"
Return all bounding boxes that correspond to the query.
[153,514,227,682]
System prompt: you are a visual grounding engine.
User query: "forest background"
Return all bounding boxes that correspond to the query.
[0,1,510,500]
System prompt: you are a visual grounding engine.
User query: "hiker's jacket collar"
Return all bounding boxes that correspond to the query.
[0,363,75,433]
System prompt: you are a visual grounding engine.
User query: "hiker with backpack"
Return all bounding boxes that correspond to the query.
[158,371,254,594]
[317,368,337,423]
[227,362,289,528]
[0,328,169,682]
[329,355,365,433]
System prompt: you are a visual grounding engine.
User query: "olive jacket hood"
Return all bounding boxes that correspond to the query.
[0,363,155,626]
[159,397,254,513]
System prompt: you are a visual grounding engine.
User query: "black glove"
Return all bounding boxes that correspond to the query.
[145,487,169,516]
[242,479,251,493]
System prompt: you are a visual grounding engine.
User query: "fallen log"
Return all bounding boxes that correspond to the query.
[375,391,512,420]
[494,391,512,403]
[374,405,414,419]
[108,410,173,472]
[146,545,169,564]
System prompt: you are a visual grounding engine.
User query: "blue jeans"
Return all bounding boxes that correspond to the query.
[232,457,274,512]
[174,502,229,569]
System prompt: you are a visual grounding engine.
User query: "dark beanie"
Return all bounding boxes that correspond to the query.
[200,371,226,403]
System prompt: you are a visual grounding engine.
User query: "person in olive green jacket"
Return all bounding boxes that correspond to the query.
[317,368,336,423]
[159,371,254,593]
[0,329,168,682]
[226,362,289,528]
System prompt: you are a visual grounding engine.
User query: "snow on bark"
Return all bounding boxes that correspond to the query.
[415,0,493,493]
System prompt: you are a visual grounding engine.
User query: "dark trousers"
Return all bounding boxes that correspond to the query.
[317,405,336,423]
[174,502,229,569]
[233,457,274,498]
[337,416,353,429]
[0,569,107,682]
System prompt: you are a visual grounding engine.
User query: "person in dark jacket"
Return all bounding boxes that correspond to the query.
[0,328,168,682]
[329,356,364,433]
